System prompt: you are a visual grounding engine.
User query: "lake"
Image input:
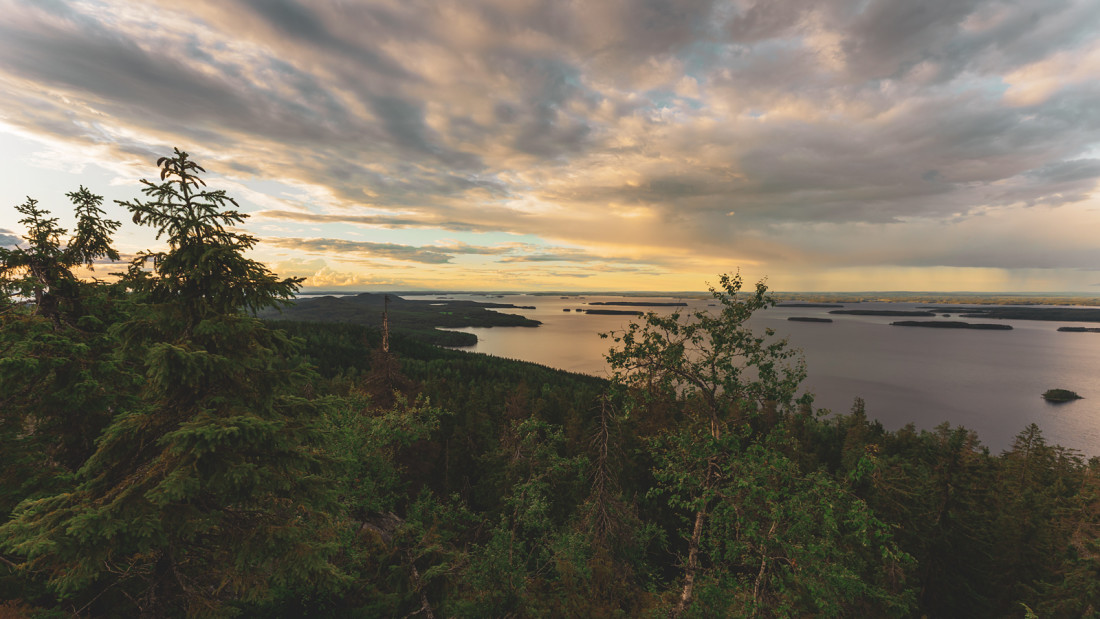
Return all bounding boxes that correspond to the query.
[405,293,1100,456]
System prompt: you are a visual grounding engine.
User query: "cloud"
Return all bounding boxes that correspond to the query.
[498,247,624,263]
[272,257,327,278]
[301,266,395,289]
[264,238,459,264]
[1,0,1099,289]
[262,236,656,268]
[0,229,19,248]
[254,209,488,232]
[369,95,484,169]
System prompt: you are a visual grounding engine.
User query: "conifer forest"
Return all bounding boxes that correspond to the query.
[2,151,1098,617]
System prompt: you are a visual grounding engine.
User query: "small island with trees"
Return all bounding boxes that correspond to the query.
[1042,389,1083,402]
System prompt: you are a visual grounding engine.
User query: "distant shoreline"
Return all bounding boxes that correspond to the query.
[295,290,1100,307]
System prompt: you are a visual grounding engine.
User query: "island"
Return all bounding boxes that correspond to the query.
[830,310,936,317]
[588,301,688,307]
[891,321,1012,330]
[779,303,844,308]
[585,309,645,316]
[258,293,540,346]
[1057,326,1100,333]
[788,317,833,323]
[1043,389,1083,402]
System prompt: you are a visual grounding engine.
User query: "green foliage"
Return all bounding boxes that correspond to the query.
[1,151,340,617]
[118,147,299,322]
[605,273,807,430]
[605,273,912,617]
[1030,455,1100,617]
[0,299,134,514]
[0,189,131,608]
[0,188,119,322]
[447,418,589,617]
[312,393,470,616]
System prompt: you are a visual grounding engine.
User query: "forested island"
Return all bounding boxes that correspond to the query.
[830,309,937,317]
[585,308,645,316]
[788,316,834,323]
[1058,326,1100,333]
[2,151,1099,618]
[588,301,689,307]
[1043,389,1084,402]
[891,321,1014,330]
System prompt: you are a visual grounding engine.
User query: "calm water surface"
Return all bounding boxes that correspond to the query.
[406,294,1100,455]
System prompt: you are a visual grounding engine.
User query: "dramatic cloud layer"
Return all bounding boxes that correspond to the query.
[0,0,1098,290]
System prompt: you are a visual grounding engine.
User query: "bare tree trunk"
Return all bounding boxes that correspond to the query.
[752,520,778,613]
[407,559,435,619]
[674,415,722,618]
[673,506,707,617]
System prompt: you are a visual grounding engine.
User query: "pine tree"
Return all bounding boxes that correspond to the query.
[1,150,341,616]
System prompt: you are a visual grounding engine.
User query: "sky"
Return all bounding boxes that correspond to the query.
[1,0,1099,292]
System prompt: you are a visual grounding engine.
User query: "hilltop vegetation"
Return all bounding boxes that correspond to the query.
[2,151,1099,618]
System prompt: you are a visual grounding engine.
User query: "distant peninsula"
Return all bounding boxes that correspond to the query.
[891,321,1013,330]
[259,293,539,346]
[830,310,936,317]
[779,303,844,308]
[588,301,688,307]
[920,307,1100,323]
[1058,326,1100,333]
[788,317,833,323]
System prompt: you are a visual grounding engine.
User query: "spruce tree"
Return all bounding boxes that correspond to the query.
[0,188,120,323]
[0,190,126,513]
[1,150,340,616]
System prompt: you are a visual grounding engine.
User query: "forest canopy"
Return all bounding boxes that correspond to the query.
[1,151,1098,618]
